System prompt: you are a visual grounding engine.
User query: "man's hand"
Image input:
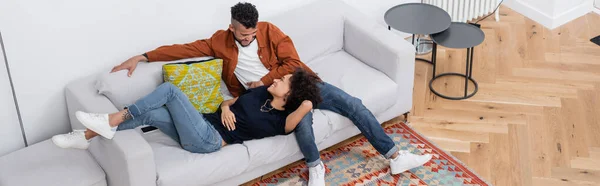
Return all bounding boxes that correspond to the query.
[246,81,264,89]
[221,106,236,131]
[110,55,148,77]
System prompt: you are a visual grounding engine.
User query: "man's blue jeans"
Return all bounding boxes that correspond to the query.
[116,82,223,154]
[295,82,399,167]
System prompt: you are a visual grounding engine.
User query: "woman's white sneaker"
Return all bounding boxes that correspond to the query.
[389,150,433,175]
[76,111,116,139]
[51,130,90,149]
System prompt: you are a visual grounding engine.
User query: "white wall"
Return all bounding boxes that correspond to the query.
[0,0,415,147]
[505,0,594,29]
[0,32,25,156]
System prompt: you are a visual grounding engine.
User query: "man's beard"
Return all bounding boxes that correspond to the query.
[235,36,256,47]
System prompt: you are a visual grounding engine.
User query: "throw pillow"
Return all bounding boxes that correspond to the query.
[162,58,224,113]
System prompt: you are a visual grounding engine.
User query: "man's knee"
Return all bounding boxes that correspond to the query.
[294,113,314,132]
[347,97,367,112]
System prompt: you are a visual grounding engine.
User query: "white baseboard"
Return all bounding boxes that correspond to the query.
[504,0,593,29]
[552,0,594,28]
[503,0,554,28]
[594,7,600,14]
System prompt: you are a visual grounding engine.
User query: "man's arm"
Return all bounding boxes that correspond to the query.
[111,32,219,76]
[284,100,313,133]
[145,38,215,62]
[259,24,306,86]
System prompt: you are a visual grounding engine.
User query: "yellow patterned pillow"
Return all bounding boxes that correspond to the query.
[162,59,224,113]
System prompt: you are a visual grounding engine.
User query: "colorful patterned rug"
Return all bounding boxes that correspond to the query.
[249,122,489,186]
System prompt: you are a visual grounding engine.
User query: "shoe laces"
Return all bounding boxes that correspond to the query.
[64,131,83,140]
[89,113,106,120]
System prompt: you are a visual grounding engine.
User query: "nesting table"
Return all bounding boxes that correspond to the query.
[385,3,485,100]
[384,3,451,64]
[430,22,485,100]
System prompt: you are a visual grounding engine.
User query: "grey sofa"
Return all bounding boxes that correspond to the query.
[65,0,415,185]
[0,139,107,186]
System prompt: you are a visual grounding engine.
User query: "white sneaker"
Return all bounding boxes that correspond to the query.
[389,150,433,175]
[308,162,326,186]
[51,130,90,149]
[76,111,116,139]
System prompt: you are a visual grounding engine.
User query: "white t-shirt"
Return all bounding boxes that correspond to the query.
[234,39,270,90]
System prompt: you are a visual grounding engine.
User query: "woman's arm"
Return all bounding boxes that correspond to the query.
[221,97,239,110]
[284,100,314,133]
[221,97,239,131]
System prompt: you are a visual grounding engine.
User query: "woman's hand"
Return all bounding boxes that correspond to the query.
[221,107,236,131]
[301,100,313,110]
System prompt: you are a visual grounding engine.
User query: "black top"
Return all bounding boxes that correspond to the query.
[384,3,451,35]
[431,22,485,49]
[203,86,290,144]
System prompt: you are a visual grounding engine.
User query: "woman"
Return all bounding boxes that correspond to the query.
[52,68,322,153]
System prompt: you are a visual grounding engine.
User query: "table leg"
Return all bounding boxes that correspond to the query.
[432,42,437,79]
[464,48,470,97]
[428,46,478,100]
[469,46,475,77]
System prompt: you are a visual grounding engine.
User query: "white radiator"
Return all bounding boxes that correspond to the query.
[422,0,500,22]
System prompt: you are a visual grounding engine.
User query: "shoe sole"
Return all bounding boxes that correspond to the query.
[391,154,433,175]
[76,111,115,139]
[51,137,68,148]
[51,136,89,150]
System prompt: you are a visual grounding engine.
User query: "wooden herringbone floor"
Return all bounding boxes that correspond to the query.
[243,7,600,186]
[410,6,600,186]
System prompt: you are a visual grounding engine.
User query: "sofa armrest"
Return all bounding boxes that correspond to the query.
[65,73,120,130]
[66,74,156,185]
[88,130,157,186]
[342,14,415,85]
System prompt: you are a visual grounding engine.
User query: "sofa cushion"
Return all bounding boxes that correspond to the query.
[264,0,344,63]
[162,59,224,113]
[242,109,331,171]
[0,140,107,186]
[307,51,398,115]
[140,130,250,186]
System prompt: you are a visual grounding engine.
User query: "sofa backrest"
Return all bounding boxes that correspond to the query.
[262,0,345,64]
[94,1,349,109]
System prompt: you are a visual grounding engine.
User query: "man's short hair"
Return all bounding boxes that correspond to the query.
[231,2,259,28]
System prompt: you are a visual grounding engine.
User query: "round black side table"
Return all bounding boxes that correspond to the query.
[384,3,451,65]
[429,22,485,100]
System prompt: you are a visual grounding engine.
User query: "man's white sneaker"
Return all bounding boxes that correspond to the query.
[51,130,90,149]
[76,111,116,139]
[308,162,326,186]
[389,150,433,175]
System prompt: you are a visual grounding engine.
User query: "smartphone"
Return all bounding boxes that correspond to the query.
[141,126,158,133]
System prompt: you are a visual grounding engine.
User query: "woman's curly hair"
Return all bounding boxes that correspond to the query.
[231,2,259,28]
[284,68,323,111]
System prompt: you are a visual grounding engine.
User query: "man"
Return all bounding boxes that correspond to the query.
[105,2,432,185]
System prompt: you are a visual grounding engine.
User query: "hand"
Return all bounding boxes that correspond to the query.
[110,55,147,77]
[301,100,313,109]
[221,107,236,131]
[246,81,264,89]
